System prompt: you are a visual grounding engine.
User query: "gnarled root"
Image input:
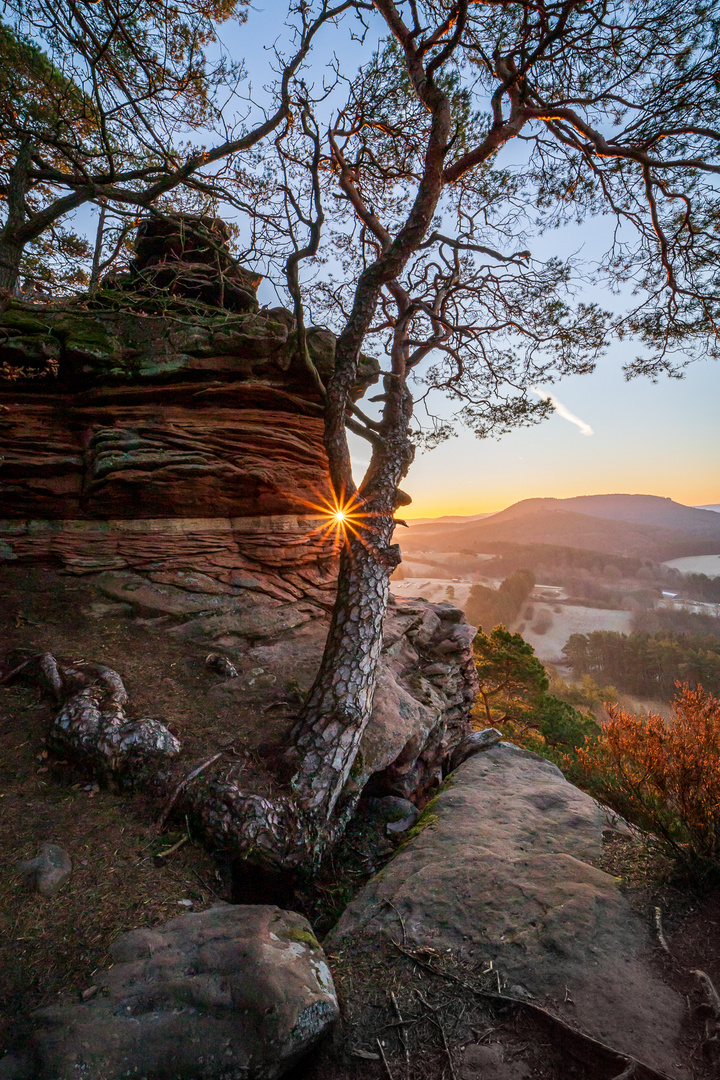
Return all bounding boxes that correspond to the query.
[2,651,334,873]
[2,652,181,783]
[692,969,720,1062]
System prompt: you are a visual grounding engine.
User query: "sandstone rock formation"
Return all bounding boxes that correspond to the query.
[0,904,338,1080]
[326,742,689,1077]
[129,215,263,312]
[207,596,479,808]
[0,216,379,612]
[0,219,479,829]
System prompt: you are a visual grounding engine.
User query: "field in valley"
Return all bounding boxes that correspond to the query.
[518,603,633,665]
[392,564,633,666]
[663,553,720,577]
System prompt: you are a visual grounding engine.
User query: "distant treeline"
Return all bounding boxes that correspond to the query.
[633,607,720,644]
[465,542,720,606]
[474,542,646,579]
[465,570,535,630]
[563,629,720,698]
[679,573,720,603]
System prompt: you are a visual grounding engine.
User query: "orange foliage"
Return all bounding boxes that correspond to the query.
[574,684,720,867]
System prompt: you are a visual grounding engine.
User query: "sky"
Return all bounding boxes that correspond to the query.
[58,6,717,519]
[219,6,719,518]
[361,352,720,517]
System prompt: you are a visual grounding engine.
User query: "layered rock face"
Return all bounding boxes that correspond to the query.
[0,217,378,607]
[0,217,479,813]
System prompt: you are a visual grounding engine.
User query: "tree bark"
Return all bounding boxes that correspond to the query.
[0,142,31,299]
[88,202,107,295]
[289,522,400,817]
[289,375,415,820]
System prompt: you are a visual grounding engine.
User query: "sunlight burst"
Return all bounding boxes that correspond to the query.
[296,491,378,554]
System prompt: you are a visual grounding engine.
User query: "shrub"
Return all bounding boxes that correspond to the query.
[498,692,598,772]
[532,694,598,756]
[531,608,553,635]
[574,685,720,872]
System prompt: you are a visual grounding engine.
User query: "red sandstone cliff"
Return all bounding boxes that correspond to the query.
[0,217,379,605]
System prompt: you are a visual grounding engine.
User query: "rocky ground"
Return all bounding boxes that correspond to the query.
[0,565,474,1043]
[1,565,719,1079]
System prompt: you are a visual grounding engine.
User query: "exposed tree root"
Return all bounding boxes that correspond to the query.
[1,651,343,873]
[2,652,181,780]
[692,969,720,1062]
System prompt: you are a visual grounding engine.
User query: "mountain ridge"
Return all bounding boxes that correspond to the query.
[401,494,720,560]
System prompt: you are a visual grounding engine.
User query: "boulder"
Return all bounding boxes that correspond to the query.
[327,743,689,1077]
[4,904,338,1080]
[18,843,72,897]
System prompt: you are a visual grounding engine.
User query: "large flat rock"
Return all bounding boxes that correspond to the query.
[328,743,687,1076]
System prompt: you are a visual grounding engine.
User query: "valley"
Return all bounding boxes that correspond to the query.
[394,493,720,682]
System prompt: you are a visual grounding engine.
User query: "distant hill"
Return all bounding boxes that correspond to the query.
[697,504,720,513]
[404,513,492,526]
[401,494,720,561]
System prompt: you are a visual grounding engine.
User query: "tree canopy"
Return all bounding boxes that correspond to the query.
[0,0,352,295]
[563,628,720,698]
[474,625,549,724]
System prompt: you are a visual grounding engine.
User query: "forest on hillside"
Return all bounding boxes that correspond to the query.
[563,629,720,698]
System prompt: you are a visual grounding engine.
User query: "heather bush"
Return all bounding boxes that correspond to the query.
[574,685,720,871]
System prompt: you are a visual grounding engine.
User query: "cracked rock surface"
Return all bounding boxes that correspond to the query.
[327,742,688,1077]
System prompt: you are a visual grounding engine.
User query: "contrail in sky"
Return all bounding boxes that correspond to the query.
[531,387,594,436]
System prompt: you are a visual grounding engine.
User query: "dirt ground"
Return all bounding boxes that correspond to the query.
[0,565,399,1049]
[0,565,239,1043]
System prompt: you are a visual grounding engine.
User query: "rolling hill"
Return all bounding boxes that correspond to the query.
[400,494,720,561]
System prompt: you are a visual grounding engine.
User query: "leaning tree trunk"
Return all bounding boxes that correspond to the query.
[289,518,400,818]
[0,142,32,307]
[283,49,454,821]
[0,236,25,296]
[288,371,415,823]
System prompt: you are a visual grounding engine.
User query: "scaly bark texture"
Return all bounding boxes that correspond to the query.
[1,652,314,868]
[289,523,400,817]
[290,377,415,819]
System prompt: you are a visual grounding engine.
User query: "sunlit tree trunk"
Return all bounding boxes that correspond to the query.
[290,520,398,816]
[290,364,415,819]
